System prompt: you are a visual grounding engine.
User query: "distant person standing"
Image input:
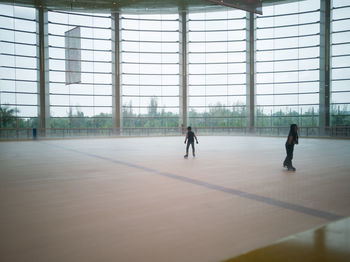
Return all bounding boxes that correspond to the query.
[184,126,198,158]
[283,124,299,171]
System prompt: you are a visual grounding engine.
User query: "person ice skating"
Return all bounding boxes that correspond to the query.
[283,124,299,171]
[184,126,198,158]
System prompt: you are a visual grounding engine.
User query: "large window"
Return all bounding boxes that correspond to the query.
[0,4,38,128]
[48,10,112,128]
[331,0,350,126]
[188,9,247,128]
[121,13,180,128]
[256,0,320,127]
[1,1,350,134]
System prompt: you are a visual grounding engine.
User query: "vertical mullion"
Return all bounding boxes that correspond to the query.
[37,7,50,131]
[112,13,121,133]
[180,11,187,129]
[319,0,331,132]
[246,11,255,129]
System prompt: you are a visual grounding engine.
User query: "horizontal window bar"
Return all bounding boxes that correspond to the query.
[121,28,179,33]
[188,28,245,33]
[189,61,246,65]
[189,83,245,86]
[256,80,319,84]
[256,91,319,96]
[49,81,111,85]
[49,9,112,18]
[50,93,111,97]
[122,84,179,87]
[49,105,113,108]
[332,41,350,46]
[331,90,350,94]
[188,105,246,108]
[256,116,319,118]
[256,103,319,107]
[48,21,111,30]
[0,40,37,47]
[121,106,179,108]
[1,103,38,106]
[1,78,38,83]
[122,73,179,76]
[189,94,246,97]
[331,78,350,81]
[2,66,38,71]
[256,9,320,19]
[189,72,246,76]
[48,33,111,41]
[257,33,320,41]
[50,69,111,74]
[256,56,319,63]
[1,91,38,95]
[188,17,246,22]
[332,5,350,10]
[257,68,320,74]
[49,57,111,63]
[188,84,245,87]
[122,117,180,119]
[1,53,37,59]
[189,50,246,54]
[257,44,319,52]
[188,116,246,119]
[49,45,111,52]
[0,14,36,22]
[121,39,179,44]
[332,29,350,34]
[332,66,350,70]
[50,117,112,119]
[188,39,246,43]
[121,17,179,22]
[332,17,350,23]
[0,27,37,34]
[122,62,179,65]
[122,95,179,97]
[257,21,320,30]
[121,50,179,54]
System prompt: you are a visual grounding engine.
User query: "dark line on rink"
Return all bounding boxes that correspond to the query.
[45,142,344,221]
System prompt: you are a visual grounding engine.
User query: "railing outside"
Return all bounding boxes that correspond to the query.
[1,126,350,140]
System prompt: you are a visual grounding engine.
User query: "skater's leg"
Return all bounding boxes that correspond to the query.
[285,144,295,170]
[283,144,289,167]
[191,142,195,156]
[185,142,190,156]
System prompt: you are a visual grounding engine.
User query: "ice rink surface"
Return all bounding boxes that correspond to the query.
[1,136,350,262]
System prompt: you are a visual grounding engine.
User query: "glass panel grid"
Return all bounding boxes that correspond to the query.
[47,10,112,128]
[188,8,247,128]
[256,0,320,128]
[121,13,180,128]
[331,1,350,126]
[0,4,38,128]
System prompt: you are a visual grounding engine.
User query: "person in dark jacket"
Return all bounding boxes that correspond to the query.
[184,126,198,158]
[283,124,299,171]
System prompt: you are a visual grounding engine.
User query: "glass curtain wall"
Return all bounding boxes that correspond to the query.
[48,10,112,128]
[2,1,350,133]
[120,14,180,128]
[256,0,320,127]
[0,4,38,128]
[187,9,247,128]
[331,0,350,126]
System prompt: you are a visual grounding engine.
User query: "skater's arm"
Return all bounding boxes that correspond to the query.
[184,133,188,143]
[194,134,198,143]
[288,135,293,145]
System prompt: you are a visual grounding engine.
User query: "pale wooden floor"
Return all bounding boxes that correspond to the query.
[1,136,350,262]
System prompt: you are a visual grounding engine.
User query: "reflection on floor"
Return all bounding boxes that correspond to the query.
[224,217,350,262]
[0,136,350,262]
